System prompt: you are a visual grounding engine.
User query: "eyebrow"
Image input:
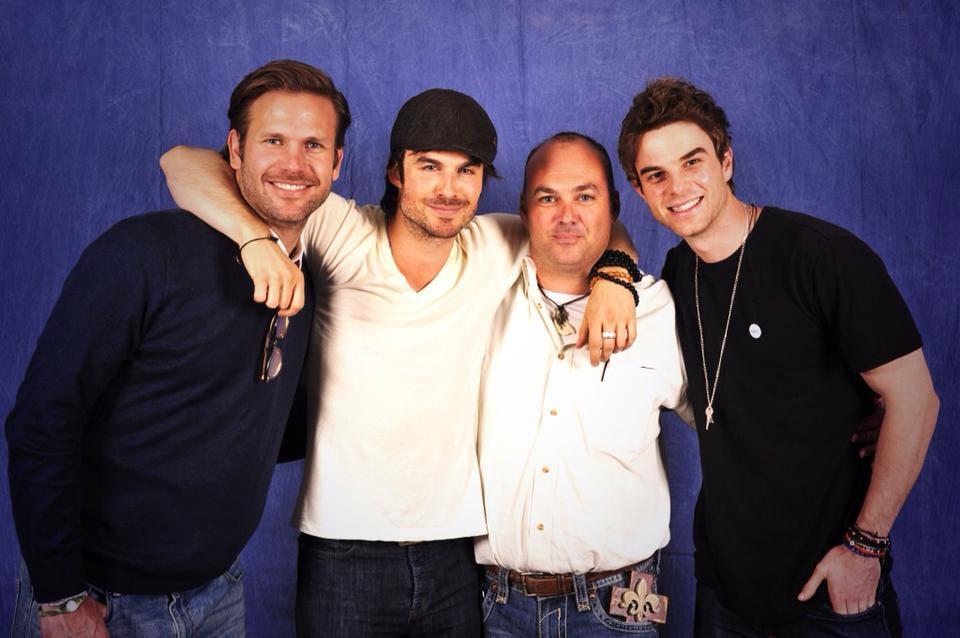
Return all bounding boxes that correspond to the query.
[638,146,707,176]
[532,183,599,195]
[413,154,482,170]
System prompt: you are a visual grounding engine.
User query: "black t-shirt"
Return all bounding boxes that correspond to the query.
[661,207,921,625]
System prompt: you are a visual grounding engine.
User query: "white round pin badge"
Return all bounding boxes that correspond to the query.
[748,323,762,339]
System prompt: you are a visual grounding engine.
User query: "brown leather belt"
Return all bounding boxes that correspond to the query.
[485,565,625,597]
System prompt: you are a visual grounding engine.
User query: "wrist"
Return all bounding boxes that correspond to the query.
[842,524,891,566]
[237,221,274,246]
[854,515,892,538]
[591,271,639,307]
[38,591,88,617]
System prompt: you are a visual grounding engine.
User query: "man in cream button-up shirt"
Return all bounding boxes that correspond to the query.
[476,132,690,636]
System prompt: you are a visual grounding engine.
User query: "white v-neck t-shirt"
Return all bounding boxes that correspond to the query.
[295,193,527,541]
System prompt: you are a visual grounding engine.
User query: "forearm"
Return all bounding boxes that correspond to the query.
[608,220,637,262]
[160,145,269,244]
[6,229,147,600]
[855,349,939,535]
[7,433,86,601]
[855,392,939,535]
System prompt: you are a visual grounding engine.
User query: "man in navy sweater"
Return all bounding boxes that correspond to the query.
[6,59,350,637]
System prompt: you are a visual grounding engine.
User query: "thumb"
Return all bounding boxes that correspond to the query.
[797,564,826,601]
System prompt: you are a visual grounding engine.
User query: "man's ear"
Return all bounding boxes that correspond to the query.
[722,147,734,182]
[227,129,243,170]
[387,162,402,189]
[332,148,343,180]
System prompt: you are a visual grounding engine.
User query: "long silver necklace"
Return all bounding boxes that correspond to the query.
[694,203,756,430]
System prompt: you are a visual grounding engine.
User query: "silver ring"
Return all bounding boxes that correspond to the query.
[601,331,617,339]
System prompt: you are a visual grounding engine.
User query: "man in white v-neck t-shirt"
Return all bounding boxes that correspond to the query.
[161,86,641,636]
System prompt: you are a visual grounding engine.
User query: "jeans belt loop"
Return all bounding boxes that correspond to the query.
[495,567,509,604]
[572,573,590,612]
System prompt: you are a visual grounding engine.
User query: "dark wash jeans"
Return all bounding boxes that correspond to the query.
[694,570,902,638]
[296,534,481,637]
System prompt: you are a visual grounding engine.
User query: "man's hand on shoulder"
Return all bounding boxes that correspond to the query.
[797,545,880,615]
[239,238,305,317]
[40,596,109,638]
[577,279,637,366]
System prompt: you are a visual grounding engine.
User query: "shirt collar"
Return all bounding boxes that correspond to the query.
[272,231,305,269]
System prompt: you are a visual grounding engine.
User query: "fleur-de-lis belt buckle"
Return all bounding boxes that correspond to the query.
[609,570,668,624]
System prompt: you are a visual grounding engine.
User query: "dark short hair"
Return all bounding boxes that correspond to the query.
[224,59,351,160]
[617,77,733,191]
[520,131,621,219]
[379,148,499,216]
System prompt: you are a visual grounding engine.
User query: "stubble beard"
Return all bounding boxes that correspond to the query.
[396,192,473,241]
[238,169,329,232]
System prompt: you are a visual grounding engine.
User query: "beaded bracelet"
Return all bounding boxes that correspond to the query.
[841,525,891,564]
[591,249,642,282]
[592,271,639,307]
[596,266,632,282]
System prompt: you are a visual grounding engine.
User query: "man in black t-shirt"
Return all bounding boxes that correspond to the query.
[616,78,939,636]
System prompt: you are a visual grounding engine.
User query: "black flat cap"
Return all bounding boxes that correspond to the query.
[390,88,497,166]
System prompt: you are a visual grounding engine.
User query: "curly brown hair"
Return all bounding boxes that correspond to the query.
[617,77,733,190]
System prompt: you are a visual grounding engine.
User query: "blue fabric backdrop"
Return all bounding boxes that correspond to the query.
[2,1,957,635]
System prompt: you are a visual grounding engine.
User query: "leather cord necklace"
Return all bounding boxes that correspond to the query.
[694,203,757,430]
[538,283,589,335]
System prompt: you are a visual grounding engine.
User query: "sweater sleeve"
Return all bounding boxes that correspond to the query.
[5,220,154,602]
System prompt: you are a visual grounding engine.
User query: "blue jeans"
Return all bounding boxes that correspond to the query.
[693,570,902,638]
[12,559,245,637]
[481,553,661,637]
[296,534,481,637]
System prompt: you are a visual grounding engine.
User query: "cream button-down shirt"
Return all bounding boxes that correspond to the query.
[475,257,689,573]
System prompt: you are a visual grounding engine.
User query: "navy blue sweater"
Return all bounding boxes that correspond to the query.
[6,211,313,601]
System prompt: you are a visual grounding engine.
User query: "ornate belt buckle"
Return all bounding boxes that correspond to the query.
[609,570,668,624]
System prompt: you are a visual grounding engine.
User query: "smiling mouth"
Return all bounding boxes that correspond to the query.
[667,197,702,213]
[426,200,468,216]
[269,181,311,192]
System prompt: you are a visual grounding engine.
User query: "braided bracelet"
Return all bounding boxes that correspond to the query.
[236,235,279,265]
[592,271,639,306]
[841,525,891,564]
[591,249,642,282]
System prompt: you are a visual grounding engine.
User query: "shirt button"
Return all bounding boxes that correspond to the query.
[536,523,544,531]
[541,466,550,473]
[549,409,557,416]
[557,352,565,360]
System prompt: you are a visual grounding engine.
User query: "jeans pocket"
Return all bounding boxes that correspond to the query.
[88,586,116,626]
[811,600,883,622]
[480,577,498,622]
[223,560,244,584]
[12,567,40,637]
[589,588,660,635]
[300,534,357,555]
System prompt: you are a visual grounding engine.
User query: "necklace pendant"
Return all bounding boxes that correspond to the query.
[553,306,569,327]
[705,405,714,430]
[553,317,575,336]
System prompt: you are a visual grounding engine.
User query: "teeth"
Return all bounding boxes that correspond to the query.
[273,182,308,191]
[669,197,700,213]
